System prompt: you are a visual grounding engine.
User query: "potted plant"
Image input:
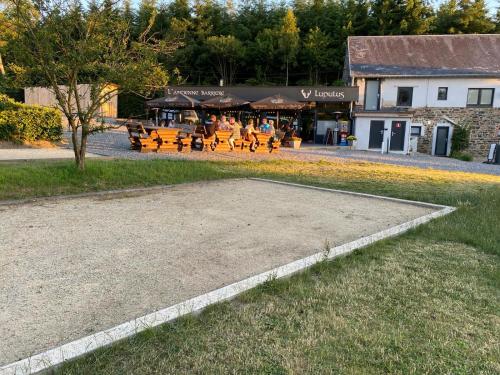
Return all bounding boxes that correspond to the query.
[347,135,357,150]
[287,136,302,149]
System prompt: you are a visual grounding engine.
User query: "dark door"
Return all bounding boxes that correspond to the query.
[369,121,385,149]
[434,126,449,156]
[390,121,406,151]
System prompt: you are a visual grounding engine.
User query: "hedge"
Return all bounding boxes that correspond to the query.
[0,94,62,143]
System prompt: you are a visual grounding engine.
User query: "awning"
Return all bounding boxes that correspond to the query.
[249,94,306,110]
[201,94,249,109]
[146,93,199,109]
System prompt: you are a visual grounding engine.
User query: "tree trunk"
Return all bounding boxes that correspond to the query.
[285,60,289,86]
[78,122,89,170]
[0,53,5,76]
[68,117,82,168]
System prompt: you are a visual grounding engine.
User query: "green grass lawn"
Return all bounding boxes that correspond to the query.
[1,159,499,374]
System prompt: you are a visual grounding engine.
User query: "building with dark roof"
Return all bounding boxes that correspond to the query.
[345,34,500,158]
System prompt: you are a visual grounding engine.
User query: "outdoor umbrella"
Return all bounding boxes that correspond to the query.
[250,94,305,128]
[146,93,200,109]
[200,94,250,109]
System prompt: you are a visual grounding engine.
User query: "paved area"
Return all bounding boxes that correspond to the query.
[0,179,437,366]
[0,148,100,161]
[293,146,500,176]
[71,129,500,176]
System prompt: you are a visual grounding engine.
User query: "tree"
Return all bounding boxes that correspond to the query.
[399,0,434,34]
[434,0,495,33]
[276,9,299,86]
[0,2,17,76]
[303,27,330,84]
[496,8,500,32]
[371,0,434,35]
[457,0,495,33]
[433,0,461,33]
[252,27,278,83]
[205,35,244,85]
[5,0,176,169]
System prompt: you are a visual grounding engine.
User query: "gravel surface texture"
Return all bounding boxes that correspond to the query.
[67,130,500,176]
[0,179,436,365]
[0,148,99,161]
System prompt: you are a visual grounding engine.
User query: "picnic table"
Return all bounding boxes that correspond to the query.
[144,124,194,152]
[126,123,280,153]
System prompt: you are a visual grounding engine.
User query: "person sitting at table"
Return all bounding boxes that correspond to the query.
[259,117,269,133]
[219,115,232,131]
[204,114,218,139]
[245,119,257,151]
[267,119,276,135]
[228,117,241,150]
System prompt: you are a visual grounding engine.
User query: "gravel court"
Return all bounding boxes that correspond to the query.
[0,179,438,366]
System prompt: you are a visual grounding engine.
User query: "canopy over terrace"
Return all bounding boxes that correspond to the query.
[146,93,200,109]
[159,86,359,143]
[250,94,306,128]
[201,94,249,109]
[250,94,305,110]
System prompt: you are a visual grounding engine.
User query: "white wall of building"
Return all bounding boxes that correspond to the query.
[355,116,411,153]
[355,77,500,109]
[24,84,118,118]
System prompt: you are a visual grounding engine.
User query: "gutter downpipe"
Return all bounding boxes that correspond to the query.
[350,76,355,136]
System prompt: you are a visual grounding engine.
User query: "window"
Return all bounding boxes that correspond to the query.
[467,88,494,107]
[397,87,413,107]
[411,126,422,136]
[364,80,380,110]
[437,87,448,100]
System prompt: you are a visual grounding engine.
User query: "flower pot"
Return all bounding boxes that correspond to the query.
[288,140,301,149]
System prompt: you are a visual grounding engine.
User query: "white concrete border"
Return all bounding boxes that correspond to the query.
[0,179,455,375]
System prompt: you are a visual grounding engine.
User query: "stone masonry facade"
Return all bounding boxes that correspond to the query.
[413,107,500,157]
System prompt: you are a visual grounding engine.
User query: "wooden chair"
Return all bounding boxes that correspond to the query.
[126,123,158,152]
[255,132,272,153]
[215,130,233,152]
[156,128,181,152]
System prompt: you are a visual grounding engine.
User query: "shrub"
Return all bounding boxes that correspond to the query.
[0,94,22,111]
[451,123,470,154]
[0,94,62,143]
[450,151,473,162]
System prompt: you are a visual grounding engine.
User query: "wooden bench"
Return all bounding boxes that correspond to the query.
[270,139,280,153]
[177,135,192,152]
[270,130,283,153]
[255,133,272,153]
[215,130,233,152]
[232,138,244,151]
[126,123,158,152]
[156,128,181,152]
[239,129,254,152]
[201,135,216,151]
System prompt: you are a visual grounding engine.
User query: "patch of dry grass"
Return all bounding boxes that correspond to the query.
[59,241,499,374]
[234,159,500,184]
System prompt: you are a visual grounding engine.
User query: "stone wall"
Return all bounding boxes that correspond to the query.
[413,107,500,157]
